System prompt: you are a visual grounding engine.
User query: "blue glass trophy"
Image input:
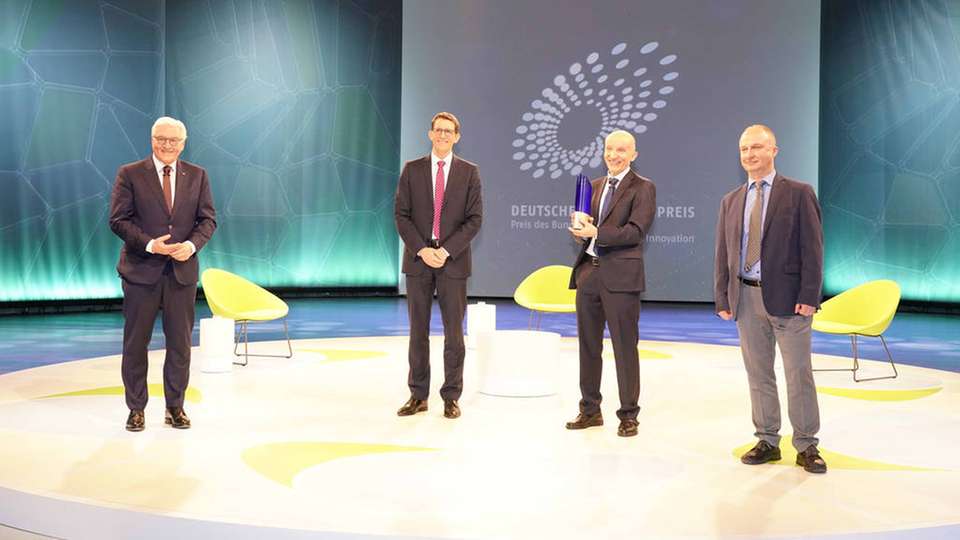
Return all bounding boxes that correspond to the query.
[572,174,592,229]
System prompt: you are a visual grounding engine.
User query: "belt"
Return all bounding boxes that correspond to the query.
[427,239,440,248]
[739,276,761,287]
[590,256,600,267]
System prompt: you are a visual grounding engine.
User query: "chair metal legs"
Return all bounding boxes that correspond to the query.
[527,310,543,330]
[232,318,294,366]
[813,334,898,382]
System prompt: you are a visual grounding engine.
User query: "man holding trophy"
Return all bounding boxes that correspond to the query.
[566,130,656,437]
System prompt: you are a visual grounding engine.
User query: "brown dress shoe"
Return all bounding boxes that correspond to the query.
[126,409,145,432]
[565,412,603,430]
[796,445,827,474]
[165,407,191,429]
[397,397,427,416]
[617,419,639,437]
[740,440,781,465]
[443,400,461,419]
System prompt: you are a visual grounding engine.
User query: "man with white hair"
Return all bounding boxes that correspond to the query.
[109,116,216,432]
[566,130,656,437]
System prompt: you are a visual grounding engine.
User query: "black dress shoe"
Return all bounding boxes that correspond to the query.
[796,445,827,474]
[443,400,461,419]
[125,409,145,432]
[397,397,427,417]
[740,440,781,464]
[565,412,603,430]
[617,419,639,437]
[165,407,191,429]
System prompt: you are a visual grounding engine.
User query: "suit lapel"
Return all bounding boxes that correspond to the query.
[420,157,434,217]
[604,170,632,221]
[595,170,632,224]
[732,184,747,259]
[590,178,603,217]
[443,156,461,209]
[142,158,171,217]
[171,163,190,216]
[761,174,786,243]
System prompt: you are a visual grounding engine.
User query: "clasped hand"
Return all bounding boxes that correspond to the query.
[152,234,192,262]
[418,247,448,268]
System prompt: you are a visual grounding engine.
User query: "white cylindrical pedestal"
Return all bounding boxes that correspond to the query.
[466,301,496,349]
[477,330,561,397]
[199,317,234,373]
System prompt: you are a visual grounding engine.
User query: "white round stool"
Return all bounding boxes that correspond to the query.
[466,301,496,349]
[199,316,234,373]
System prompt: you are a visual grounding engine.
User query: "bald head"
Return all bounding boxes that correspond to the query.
[604,130,638,176]
[739,124,778,179]
[741,124,777,146]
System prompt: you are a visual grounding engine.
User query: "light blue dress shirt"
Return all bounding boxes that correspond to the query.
[739,170,776,280]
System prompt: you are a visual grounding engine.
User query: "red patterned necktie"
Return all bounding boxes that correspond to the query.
[433,160,445,239]
[162,165,173,212]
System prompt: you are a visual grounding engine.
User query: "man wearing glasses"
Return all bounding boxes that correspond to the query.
[109,117,217,432]
[394,112,483,419]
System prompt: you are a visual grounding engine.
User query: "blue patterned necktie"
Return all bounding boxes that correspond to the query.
[598,177,619,224]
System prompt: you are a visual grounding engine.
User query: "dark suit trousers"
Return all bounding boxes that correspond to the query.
[574,262,641,420]
[121,267,196,410]
[405,267,467,401]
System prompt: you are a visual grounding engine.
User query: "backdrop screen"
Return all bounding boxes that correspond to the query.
[401,0,821,300]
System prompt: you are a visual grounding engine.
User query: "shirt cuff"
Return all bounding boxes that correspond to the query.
[439,247,450,258]
[185,241,196,255]
[145,239,155,254]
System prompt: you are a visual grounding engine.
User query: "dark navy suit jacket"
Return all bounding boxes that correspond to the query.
[109,157,217,286]
[394,155,483,279]
[569,170,657,292]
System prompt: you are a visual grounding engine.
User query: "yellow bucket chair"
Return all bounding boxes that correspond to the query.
[812,279,900,382]
[513,265,577,329]
[200,268,292,366]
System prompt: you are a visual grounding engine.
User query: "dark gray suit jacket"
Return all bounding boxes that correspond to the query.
[109,157,217,286]
[569,170,657,292]
[394,155,483,279]
[714,173,823,318]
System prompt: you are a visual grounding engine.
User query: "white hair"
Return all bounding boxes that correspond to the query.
[152,116,188,139]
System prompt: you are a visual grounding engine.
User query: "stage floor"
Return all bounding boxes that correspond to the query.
[1,336,958,539]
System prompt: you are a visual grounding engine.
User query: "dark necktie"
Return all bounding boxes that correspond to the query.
[433,160,445,239]
[162,165,173,212]
[744,180,764,270]
[598,177,619,224]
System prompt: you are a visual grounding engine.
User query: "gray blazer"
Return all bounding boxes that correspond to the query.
[714,173,823,318]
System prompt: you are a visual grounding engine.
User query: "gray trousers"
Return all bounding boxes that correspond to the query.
[736,283,820,452]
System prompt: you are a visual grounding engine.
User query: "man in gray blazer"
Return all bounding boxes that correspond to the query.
[394,112,483,419]
[109,116,217,432]
[714,124,826,473]
[566,130,656,437]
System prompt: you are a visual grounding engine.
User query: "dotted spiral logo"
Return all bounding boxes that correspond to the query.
[512,41,679,179]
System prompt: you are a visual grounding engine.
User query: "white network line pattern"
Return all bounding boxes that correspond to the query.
[512,41,679,180]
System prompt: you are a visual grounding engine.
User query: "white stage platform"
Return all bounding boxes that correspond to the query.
[0,336,958,539]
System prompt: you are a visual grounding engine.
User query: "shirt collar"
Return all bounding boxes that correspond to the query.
[606,168,630,184]
[746,169,776,189]
[153,154,176,175]
[432,153,453,169]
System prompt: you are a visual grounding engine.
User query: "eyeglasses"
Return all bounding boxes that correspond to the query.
[153,136,184,146]
[432,128,456,137]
